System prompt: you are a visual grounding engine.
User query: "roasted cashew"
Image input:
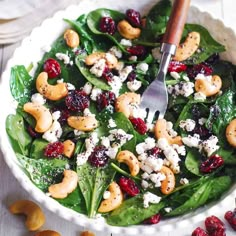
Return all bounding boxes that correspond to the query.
[117,20,141,39]
[226,118,236,147]
[36,72,68,101]
[173,32,200,61]
[85,52,118,69]
[98,182,123,213]
[195,75,222,97]
[48,170,78,199]
[63,139,75,158]
[160,166,175,195]
[116,150,140,176]
[115,92,141,118]
[34,230,61,236]
[64,29,80,48]
[9,200,45,231]
[80,231,95,236]
[23,102,53,133]
[67,116,98,131]
[154,119,182,145]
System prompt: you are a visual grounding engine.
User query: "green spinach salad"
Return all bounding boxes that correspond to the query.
[6,0,236,227]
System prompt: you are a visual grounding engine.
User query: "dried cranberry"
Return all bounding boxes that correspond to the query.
[96,91,116,111]
[225,209,236,231]
[191,125,212,140]
[102,66,113,82]
[88,145,109,167]
[118,176,140,196]
[27,125,41,138]
[126,45,146,56]
[99,17,116,35]
[129,117,147,135]
[58,108,70,125]
[187,62,213,79]
[44,141,64,158]
[127,71,136,82]
[191,227,209,236]
[147,147,162,158]
[43,58,61,78]
[168,60,187,73]
[205,216,225,236]
[143,214,161,224]
[200,155,224,174]
[65,90,90,112]
[126,9,141,27]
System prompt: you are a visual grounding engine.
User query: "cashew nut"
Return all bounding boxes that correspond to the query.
[98,182,123,213]
[34,230,61,236]
[116,150,140,176]
[117,20,141,39]
[48,170,78,199]
[64,29,80,48]
[9,200,45,231]
[85,52,118,69]
[154,119,182,145]
[173,32,200,61]
[36,72,68,101]
[63,139,75,158]
[195,75,222,97]
[67,116,98,131]
[23,102,53,133]
[160,166,175,195]
[115,92,141,118]
[226,118,236,147]
[80,231,95,236]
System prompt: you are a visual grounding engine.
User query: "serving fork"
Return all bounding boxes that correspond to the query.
[140,0,191,124]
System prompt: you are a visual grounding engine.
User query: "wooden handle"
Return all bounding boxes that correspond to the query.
[163,0,191,46]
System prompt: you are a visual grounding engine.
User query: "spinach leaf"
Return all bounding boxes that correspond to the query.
[77,162,116,217]
[106,194,165,226]
[217,148,236,165]
[6,113,32,156]
[185,149,201,176]
[75,52,111,90]
[30,139,48,159]
[10,65,34,105]
[17,153,68,192]
[184,24,225,64]
[87,9,126,52]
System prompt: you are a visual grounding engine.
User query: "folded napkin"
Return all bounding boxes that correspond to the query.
[0,0,81,44]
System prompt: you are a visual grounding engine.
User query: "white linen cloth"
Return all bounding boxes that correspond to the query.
[0,0,81,44]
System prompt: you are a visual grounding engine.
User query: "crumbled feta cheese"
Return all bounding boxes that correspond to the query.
[85,132,99,152]
[105,146,118,159]
[194,92,206,101]
[170,71,181,80]
[182,134,201,148]
[140,157,163,174]
[83,82,93,95]
[198,117,207,125]
[31,93,46,105]
[179,119,196,132]
[119,66,133,82]
[136,62,149,74]
[172,144,186,156]
[77,151,90,166]
[163,148,180,167]
[52,111,61,121]
[142,172,150,180]
[157,138,169,151]
[56,52,70,64]
[143,192,161,208]
[129,56,137,61]
[66,83,75,90]
[151,47,161,60]
[90,59,106,77]
[199,135,219,157]
[138,153,148,161]
[42,120,62,143]
[180,178,189,185]
[115,61,125,71]
[166,121,178,137]
[83,108,95,117]
[109,46,122,58]
[90,87,102,101]
[182,75,190,81]
[127,79,142,92]
[108,118,116,128]
[120,39,132,46]
[141,180,149,189]
[195,74,212,82]
[169,82,194,97]
[108,75,123,97]
[101,136,110,148]
[74,130,85,136]
[149,173,166,187]
[103,191,111,200]
[136,137,156,154]
[57,79,64,83]
[164,207,172,213]
[108,129,133,147]
[131,106,147,120]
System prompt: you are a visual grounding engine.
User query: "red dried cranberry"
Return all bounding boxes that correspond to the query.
[43,58,61,78]
[143,213,161,224]
[102,66,113,82]
[88,145,109,167]
[99,17,116,35]
[187,62,213,79]
[191,227,209,236]
[96,91,116,111]
[225,209,236,231]
[168,60,187,73]
[200,155,224,174]
[191,125,212,139]
[65,90,90,112]
[192,227,209,236]
[27,125,41,138]
[118,176,140,196]
[129,117,147,135]
[127,71,136,82]
[126,45,146,56]
[205,216,225,236]
[126,9,141,27]
[44,141,64,158]
[147,147,162,158]
[58,108,70,125]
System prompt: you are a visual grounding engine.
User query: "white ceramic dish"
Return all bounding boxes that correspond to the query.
[1,0,236,234]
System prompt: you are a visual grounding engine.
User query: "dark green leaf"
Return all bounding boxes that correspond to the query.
[30,139,48,159]
[185,149,201,176]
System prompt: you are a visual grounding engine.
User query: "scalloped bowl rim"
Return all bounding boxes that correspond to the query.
[0,0,236,234]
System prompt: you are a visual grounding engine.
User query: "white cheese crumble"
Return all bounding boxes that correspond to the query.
[182,134,201,148]
[56,52,70,64]
[90,87,102,101]
[90,59,106,77]
[83,108,95,117]
[136,137,156,154]
[66,83,75,90]
[199,135,219,157]
[194,91,206,101]
[164,207,172,213]
[108,75,123,97]
[129,56,138,61]
[170,71,181,80]
[76,151,90,166]
[136,62,149,74]
[103,191,111,200]
[149,173,166,187]
[127,79,142,92]
[108,129,133,147]
[140,157,164,174]
[141,180,149,189]
[109,46,122,58]
[179,119,196,132]
[74,130,85,136]
[101,136,110,148]
[151,47,161,60]
[198,118,207,125]
[105,146,119,159]
[180,178,189,185]
[108,118,117,128]
[143,192,161,208]
[119,66,133,82]
[120,39,132,46]
[183,75,190,81]
[168,82,194,97]
[83,82,93,95]
[31,93,46,105]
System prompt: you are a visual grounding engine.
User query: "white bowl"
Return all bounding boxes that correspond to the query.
[1,0,236,234]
